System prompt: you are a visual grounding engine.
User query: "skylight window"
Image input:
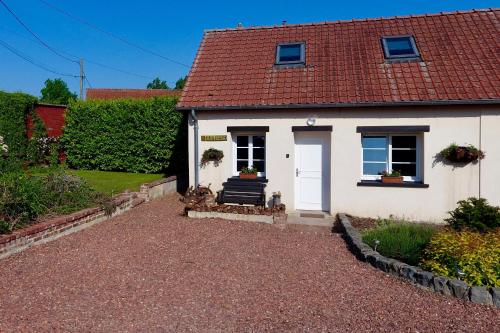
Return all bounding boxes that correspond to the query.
[276,43,305,64]
[381,36,420,60]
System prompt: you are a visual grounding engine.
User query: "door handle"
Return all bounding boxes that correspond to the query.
[296,168,300,177]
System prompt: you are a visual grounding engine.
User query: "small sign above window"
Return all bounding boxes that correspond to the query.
[381,36,420,60]
[201,135,227,141]
[276,43,305,64]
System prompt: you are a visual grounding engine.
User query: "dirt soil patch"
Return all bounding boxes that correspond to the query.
[349,215,379,231]
[0,195,498,332]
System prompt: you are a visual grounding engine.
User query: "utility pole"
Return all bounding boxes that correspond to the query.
[79,58,84,100]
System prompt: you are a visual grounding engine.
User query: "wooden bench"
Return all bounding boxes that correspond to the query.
[217,177,267,206]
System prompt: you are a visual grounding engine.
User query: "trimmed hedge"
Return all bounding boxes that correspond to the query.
[62,97,186,173]
[0,91,37,159]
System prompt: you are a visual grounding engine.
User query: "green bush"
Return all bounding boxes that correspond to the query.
[0,170,103,234]
[61,97,186,174]
[362,219,438,266]
[421,229,500,287]
[446,197,500,232]
[0,91,38,161]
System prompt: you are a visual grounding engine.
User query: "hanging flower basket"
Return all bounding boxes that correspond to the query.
[439,144,485,164]
[201,148,224,166]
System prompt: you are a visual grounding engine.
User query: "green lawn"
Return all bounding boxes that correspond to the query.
[67,170,164,196]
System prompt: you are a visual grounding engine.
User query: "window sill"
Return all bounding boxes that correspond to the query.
[357,180,429,188]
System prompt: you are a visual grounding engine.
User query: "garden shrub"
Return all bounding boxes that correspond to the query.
[362,219,438,266]
[421,229,500,287]
[0,91,37,160]
[446,197,500,232]
[0,172,46,233]
[0,170,105,234]
[62,96,186,174]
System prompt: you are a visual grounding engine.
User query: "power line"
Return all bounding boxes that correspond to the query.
[0,0,78,64]
[82,68,92,89]
[0,25,160,81]
[0,37,78,77]
[38,0,190,68]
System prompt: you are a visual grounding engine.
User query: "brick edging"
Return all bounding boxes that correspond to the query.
[338,213,499,308]
[0,176,177,260]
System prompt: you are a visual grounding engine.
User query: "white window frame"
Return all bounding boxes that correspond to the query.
[232,133,266,177]
[361,133,422,182]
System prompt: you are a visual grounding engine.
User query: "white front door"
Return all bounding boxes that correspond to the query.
[295,134,329,211]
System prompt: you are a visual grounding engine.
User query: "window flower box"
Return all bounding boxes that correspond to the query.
[240,166,258,179]
[380,170,403,184]
[381,176,404,184]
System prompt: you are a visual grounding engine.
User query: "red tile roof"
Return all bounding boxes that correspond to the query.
[178,9,500,110]
[87,89,181,100]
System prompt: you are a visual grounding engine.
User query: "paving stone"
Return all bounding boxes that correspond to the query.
[415,270,434,288]
[448,279,469,300]
[432,276,452,296]
[469,286,493,305]
[490,288,500,308]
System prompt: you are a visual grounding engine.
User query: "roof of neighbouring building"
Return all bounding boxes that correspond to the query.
[178,9,500,110]
[87,88,181,100]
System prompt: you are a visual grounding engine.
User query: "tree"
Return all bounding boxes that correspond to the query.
[147,77,169,89]
[175,76,187,90]
[40,79,77,105]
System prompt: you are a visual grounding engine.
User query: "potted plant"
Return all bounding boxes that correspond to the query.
[240,166,258,179]
[380,170,403,184]
[272,191,281,207]
[201,148,224,166]
[439,143,485,163]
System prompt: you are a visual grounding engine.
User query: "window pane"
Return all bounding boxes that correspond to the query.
[278,44,302,62]
[253,136,265,147]
[237,136,248,147]
[253,147,265,160]
[363,162,387,175]
[237,160,248,171]
[392,163,416,177]
[392,136,416,148]
[362,136,387,149]
[392,149,416,163]
[237,147,248,159]
[253,161,265,173]
[363,149,387,162]
[386,37,415,56]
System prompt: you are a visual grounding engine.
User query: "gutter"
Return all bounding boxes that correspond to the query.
[176,99,500,111]
[190,109,200,187]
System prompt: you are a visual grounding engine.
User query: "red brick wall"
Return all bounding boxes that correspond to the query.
[27,104,66,138]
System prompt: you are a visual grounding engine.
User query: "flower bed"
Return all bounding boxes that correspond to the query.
[339,214,499,307]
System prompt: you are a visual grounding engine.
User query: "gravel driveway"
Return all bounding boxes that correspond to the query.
[0,195,498,332]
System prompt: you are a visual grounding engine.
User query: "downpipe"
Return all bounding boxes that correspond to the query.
[190,109,199,187]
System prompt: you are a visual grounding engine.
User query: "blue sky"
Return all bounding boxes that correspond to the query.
[0,0,497,97]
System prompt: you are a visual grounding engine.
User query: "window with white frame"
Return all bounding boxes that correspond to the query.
[362,134,421,181]
[234,135,266,176]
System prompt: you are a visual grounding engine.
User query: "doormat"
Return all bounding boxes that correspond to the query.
[300,213,325,218]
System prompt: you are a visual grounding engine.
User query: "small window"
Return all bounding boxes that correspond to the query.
[276,43,305,64]
[362,134,421,181]
[381,36,420,59]
[234,135,266,176]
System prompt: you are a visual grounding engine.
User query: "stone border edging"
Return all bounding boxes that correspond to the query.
[0,176,177,260]
[187,210,275,224]
[338,213,499,308]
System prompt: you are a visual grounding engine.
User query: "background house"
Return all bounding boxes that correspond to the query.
[86,88,181,100]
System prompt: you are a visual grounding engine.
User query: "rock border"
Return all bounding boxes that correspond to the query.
[0,176,177,260]
[338,213,499,308]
